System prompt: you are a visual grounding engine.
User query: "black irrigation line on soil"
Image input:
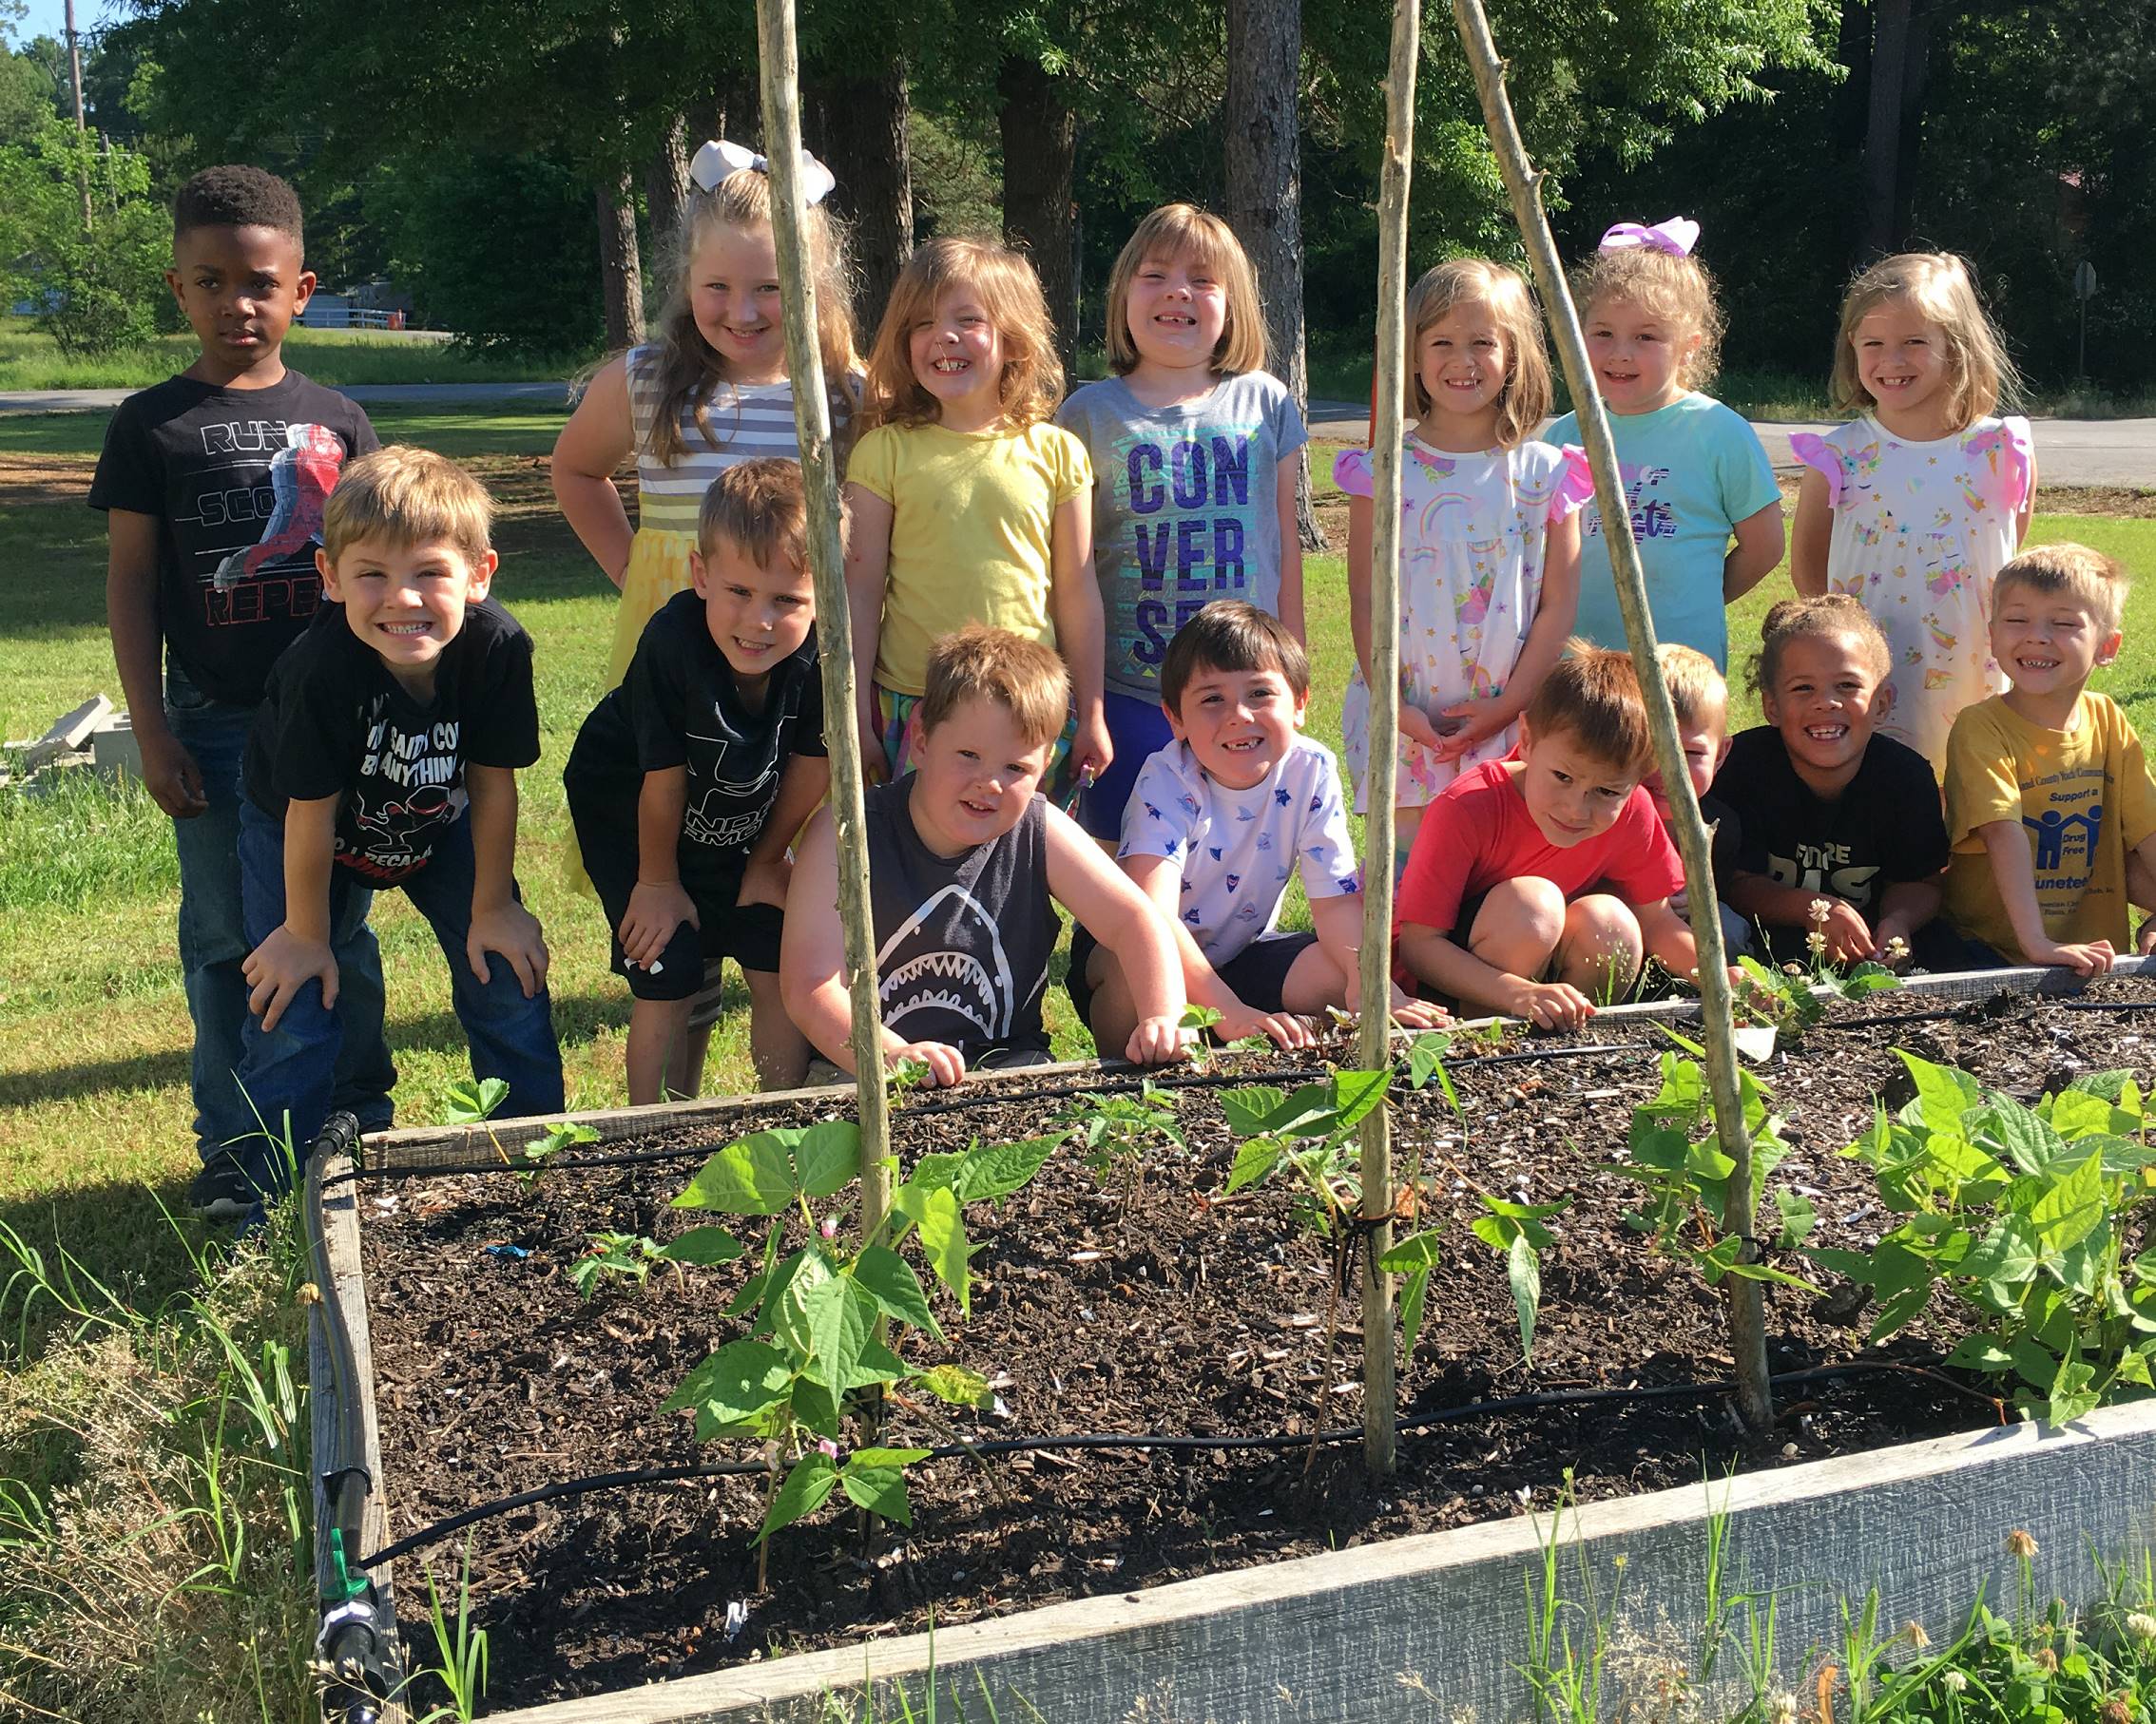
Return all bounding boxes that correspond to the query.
[354,1358,1965,1571]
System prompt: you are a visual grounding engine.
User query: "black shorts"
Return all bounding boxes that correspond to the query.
[1067,926,1318,1034]
[573,830,782,1006]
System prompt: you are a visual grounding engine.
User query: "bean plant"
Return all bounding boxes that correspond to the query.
[1054,1079,1183,1204]
[1813,1054,2156,1425]
[662,1121,1057,1553]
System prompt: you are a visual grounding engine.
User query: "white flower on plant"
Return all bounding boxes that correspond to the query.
[1767,1692,1799,1724]
[2006,1529,2039,1560]
[1807,897,1833,926]
[1939,1670,1969,1694]
[1806,929,1829,957]
[2127,1611,2156,1641]
[1885,935,1911,961]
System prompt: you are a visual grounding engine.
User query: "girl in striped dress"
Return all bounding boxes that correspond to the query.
[552,141,861,689]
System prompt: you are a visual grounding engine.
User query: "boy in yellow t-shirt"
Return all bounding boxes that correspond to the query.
[1942,544,2156,972]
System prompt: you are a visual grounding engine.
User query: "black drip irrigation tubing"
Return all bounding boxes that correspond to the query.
[356,1358,1937,1571]
[323,1042,1654,1189]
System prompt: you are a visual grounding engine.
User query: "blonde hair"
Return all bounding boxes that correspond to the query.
[1993,543,2128,635]
[859,238,1063,433]
[1403,258,1552,448]
[699,457,808,570]
[1656,642,1728,730]
[1751,594,1892,695]
[1831,252,2015,431]
[1104,204,1267,376]
[642,166,860,467]
[1525,643,1651,774]
[323,446,491,567]
[919,624,1069,747]
[1574,240,1723,390]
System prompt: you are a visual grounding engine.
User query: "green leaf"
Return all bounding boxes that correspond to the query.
[913,1364,993,1408]
[1773,1190,1816,1249]
[953,1135,1059,1204]
[444,1077,510,1124]
[1841,961,1902,997]
[1327,1069,1393,1133]
[760,1453,838,1542]
[853,1244,940,1337]
[1398,1265,1431,1363]
[527,1119,601,1158]
[1405,1032,1453,1093]
[1377,1227,1445,1275]
[2029,1151,2107,1255]
[904,1150,968,1196]
[663,1339,793,1433]
[674,1131,799,1216]
[1868,1283,1933,1344]
[1976,1094,2068,1177]
[895,1184,971,1312]
[2010,1334,2059,1392]
[1224,1136,1283,1196]
[1508,1233,1541,1364]
[840,1450,931,1526]
[2062,1069,2134,1103]
[792,1274,876,1392]
[659,1226,744,1267]
[2049,1353,2098,1424]
[1960,1216,2042,1294]
[1897,1050,1983,1134]
[1180,1004,1223,1032]
[766,1248,835,1352]
[1943,1333,2016,1373]
[1220,1085,1286,1139]
[794,1121,861,1198]
[2046,1087,2122,1142]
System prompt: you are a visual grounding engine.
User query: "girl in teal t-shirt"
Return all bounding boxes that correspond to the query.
[1547,218,1783,672]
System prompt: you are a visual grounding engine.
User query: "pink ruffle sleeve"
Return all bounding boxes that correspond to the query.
[1787,431,1843,508]
[1995,416,2033,513]
[1548,444,1596,522]
[1331,447,1375,499]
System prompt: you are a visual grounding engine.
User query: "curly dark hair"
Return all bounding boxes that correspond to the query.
[172,164,304,245]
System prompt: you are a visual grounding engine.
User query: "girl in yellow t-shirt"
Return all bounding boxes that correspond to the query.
[843,237,1106,782]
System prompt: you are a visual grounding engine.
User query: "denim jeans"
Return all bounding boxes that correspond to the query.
[235,795,564,1196]
[164,667,394,1159]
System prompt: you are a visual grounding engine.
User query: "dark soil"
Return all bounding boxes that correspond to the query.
[358,974,2156,1713]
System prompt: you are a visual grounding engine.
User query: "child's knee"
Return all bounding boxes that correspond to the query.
[1473,876,1568,961]
[1563,894,1644,967]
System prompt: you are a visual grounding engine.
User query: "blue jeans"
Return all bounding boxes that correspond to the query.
[164,668,394,1159]
[1078,691,1175,841]
[236,795,563,1196]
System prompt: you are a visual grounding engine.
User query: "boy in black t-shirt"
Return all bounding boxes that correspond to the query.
[236,448,562,1205]
[87,164,391,1219]
[566,461,830,1100]
[1711,596,1951,967]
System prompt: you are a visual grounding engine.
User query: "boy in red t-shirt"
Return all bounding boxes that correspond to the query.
[1395,645,1704,1029]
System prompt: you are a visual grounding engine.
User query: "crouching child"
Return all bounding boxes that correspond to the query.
[237,447,562,1204]
[567,460,829,1099]
[783,624,1188,1086]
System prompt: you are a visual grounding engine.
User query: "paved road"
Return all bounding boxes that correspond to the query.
[6,384,2147,487]
[1306,400,2153,488]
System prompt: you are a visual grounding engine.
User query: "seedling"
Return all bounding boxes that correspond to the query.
[1054,1080,1183,1205]
[517,1120,599,1187]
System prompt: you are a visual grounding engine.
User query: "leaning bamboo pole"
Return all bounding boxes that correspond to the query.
[1448,0,1774,1432]
[753,0,892,1244]
[1356,0,1423,1480]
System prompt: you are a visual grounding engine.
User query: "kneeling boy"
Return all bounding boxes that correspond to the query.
[238,447,562,1196]
[1395,645,1706,1029]
[567,460,828,1099]
[783,625,1186,1086]
[1074,601,1441,1051]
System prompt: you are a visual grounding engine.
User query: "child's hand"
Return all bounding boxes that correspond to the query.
[1389,983,1448,1029]
[621,881,698,969]
[1429,697,1512,764]
[2139,920,2156,958]
[1814,900,1875,965]
[1397,706,1446,755]
[888,1040,965,1087]
[1125,1014,1195,1067]
[469,901,550,997]
[243,924,337,1033]
[1069,712,1114,787]
[1214,998,1315,1050]
[1503,978,1596,1031]
[2031,937,2115,977]
[736,856,791,913]
[139,727,209,819]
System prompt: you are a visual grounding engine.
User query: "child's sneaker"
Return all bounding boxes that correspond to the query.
[187,1151,257,1222]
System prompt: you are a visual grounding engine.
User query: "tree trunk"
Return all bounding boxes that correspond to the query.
[596,168,645,349]
[1894,1,1934,245]
[997,54,1079,374]
[1862,0,1913,256]
[645,115,691,250]
[809,57,914,328]
[1224,0,1322,548]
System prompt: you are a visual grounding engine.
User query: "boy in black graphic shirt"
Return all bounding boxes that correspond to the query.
[89,164,391,1219]
[567,461,830,1101]
[237,448,561,1203]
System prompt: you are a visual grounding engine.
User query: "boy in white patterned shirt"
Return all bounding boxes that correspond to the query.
[1072,602,1444,1050]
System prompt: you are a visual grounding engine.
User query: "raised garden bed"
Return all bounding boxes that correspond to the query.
[312,964,2156,1720]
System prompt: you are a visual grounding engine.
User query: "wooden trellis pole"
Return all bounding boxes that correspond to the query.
[1356,0,1423,1481]
[754,0,893,1243]
[1448,0,1774,1432]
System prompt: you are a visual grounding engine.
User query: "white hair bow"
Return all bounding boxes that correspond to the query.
[690,139,836,207]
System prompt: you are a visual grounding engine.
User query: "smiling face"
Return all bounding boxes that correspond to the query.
[1165,658,1307,792]
[908,695,1054,857]
[1583,295,1696,415]
[167,222,314,385]
[1513,719,1643,848]
[1761,632,1893,796]
[688,220,786,385]
[1125,250,1229,376]
[1990,582,2121,717]
[690,534,814,681]
[907,284,1007,431]
[1851,296,1953,436]
[321,535,497,696]
[1415,300,1510,446]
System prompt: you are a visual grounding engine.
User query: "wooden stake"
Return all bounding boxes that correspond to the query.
[753,0,892,1249]
[1447,0,1774,1433]
[1356,0,1423,1481]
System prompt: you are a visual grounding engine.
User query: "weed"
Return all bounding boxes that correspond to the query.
[407,1539,489,1723]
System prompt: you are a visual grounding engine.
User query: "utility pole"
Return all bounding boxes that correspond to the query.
[64,0,92,231]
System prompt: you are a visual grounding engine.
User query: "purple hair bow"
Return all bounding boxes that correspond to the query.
[1598,218,1700,258]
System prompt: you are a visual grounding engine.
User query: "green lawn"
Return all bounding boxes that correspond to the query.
[0,319,586,391]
